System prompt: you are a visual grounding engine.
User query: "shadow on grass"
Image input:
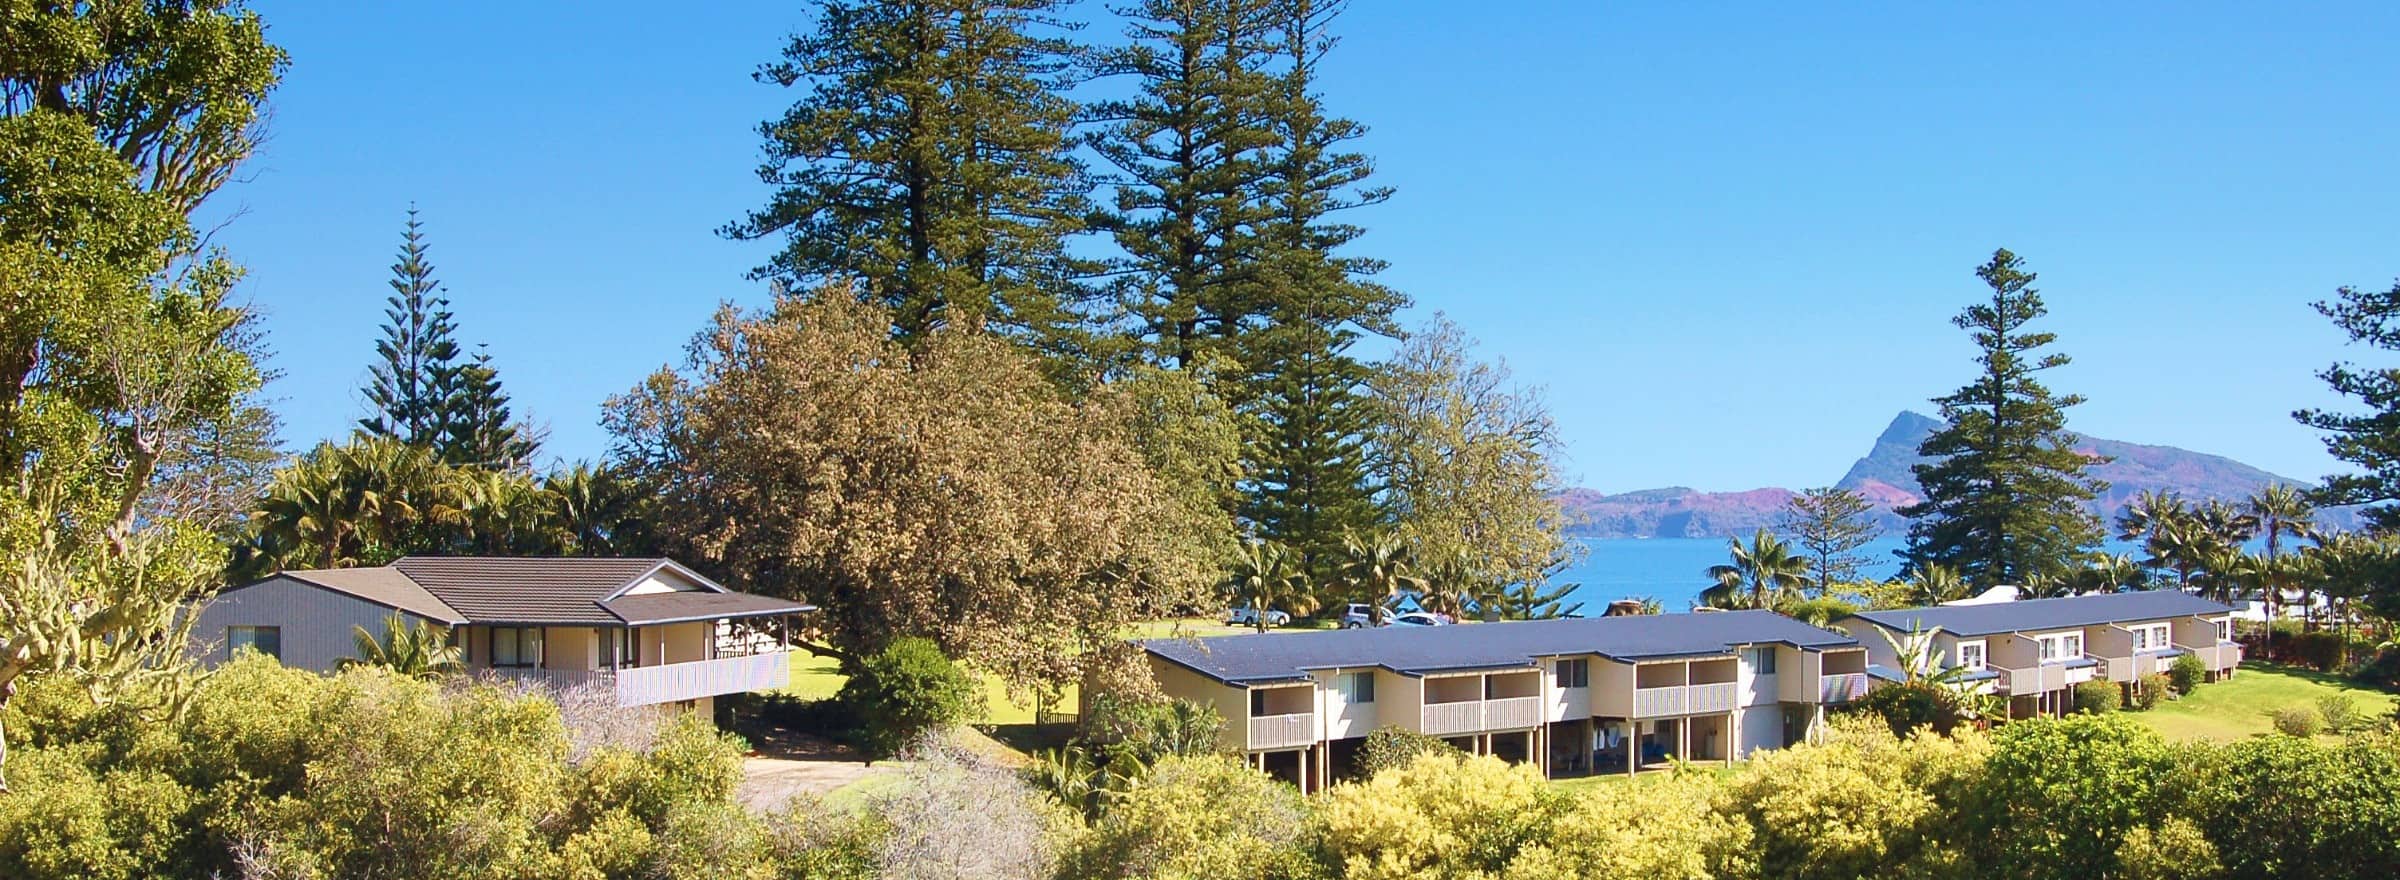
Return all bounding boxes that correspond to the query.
[978,721,1077,756]
[2244,660,2385,692]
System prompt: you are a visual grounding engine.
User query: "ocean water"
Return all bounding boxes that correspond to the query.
[1554,536,1912,613]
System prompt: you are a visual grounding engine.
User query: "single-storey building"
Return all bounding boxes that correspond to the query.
[189,556,814,714]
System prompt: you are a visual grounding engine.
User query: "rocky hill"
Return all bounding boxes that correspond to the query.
[1561,411,2351,539]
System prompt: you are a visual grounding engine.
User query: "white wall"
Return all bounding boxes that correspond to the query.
[189,577,429,673]
[1737,705,1783,758]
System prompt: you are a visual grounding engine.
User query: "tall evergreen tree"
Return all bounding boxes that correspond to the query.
[360,207,462,447]
[1088,0,1281,370]
[442,348,537,469]
[1233,0,1402,586]
[1777,486,1883,590]
[1903,249,2107,588]
[2296,278,2400,530]
[1241,321,1383,587]
[727,0,1097,353]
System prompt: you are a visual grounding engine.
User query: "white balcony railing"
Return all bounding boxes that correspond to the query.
[1688,682,1739,713]
[1248,712,1315,749]
[1633,685,1688,718]
[2002,664,2067,695]
[1818,672,1869,703]
[485,653,791,706]
[1484,695,1541,729]
[1419,696,1543,735]
[1422,701,1484,736]
[615,651,792,706]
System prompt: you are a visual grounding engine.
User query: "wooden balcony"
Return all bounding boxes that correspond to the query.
[1818,672,1868,703]
[1687,682,1739,713]
[1633,685,1687,718]
[1248,712,1315,749]
[2001,663,2067,695]
[1420,696,1543,735]
[482,651,794,707]
[2178,642,2242,672]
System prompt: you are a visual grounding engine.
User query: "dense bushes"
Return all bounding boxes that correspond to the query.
[2170,654,2208,694]
[1354,725,1465,780]
[2274,705,2325,738]
[1961,714,2176,879]
[0,656,778,880]
[2132,673,2170,710]
[838,637,982,760]
[2073,679,2122,714]
[1839,680,1965,736]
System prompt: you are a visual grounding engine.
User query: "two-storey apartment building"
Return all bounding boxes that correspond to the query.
[1139,610,1870,791]
[190,556,815,715]
[1837,591,2241,717]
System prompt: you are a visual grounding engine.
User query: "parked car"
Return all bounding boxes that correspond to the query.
[1384,611,1447,627]
[1225,606,1291,628]
[1338,603,1379,629]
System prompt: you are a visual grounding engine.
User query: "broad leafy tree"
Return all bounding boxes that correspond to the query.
[727,0,1097,353]
[0,0,286,790]
[1902,249,2107,588]
[1777,487,1883,591]
[1368,315,1575,604]
[604,290,1214,692]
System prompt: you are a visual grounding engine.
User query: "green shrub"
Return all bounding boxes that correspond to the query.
[753,691,861,739]
[2169,654,2207,694]
[2272,705,2324,738]
[2114,817,2222,880]
[838,637,981,760]
[1963,715,2175,879]
[2292,630,2349,671]
[1079,694,1223,765]
[2177,734,2400,879]
[2132,674,2169,711]
[0,750,199,880]
[2315,695,2362,734]
[1057,755,1314,880]
[1354,725,1463,780]
[1840,680,1963,736]
[2352,647,2400,690]
[2073,680,2122,715]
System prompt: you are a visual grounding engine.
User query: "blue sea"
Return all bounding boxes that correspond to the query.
[1554,536,1913,612]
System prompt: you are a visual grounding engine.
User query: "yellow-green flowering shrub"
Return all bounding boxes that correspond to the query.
[1503,770,1754,880]
[1313,751,1566,880]
[1719,717,1989,880]
[1060,754,1316,880]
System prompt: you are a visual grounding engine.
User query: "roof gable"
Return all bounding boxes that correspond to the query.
[273,567,467,624]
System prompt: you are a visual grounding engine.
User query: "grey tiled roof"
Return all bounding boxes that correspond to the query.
[1143,610,1860,686]
[394,556,670,625]
[248,557,815,628]
[1847,591,2235,638]
[280,567,467,624]
[604,590,814,625]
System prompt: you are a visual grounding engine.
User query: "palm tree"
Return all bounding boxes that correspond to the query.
[339,615,465,680]
[1340,531,1429,618]
[1701,530,1810,609]
[1228,541,1311,633]
[2116,490,2190,584]
[2071,553,2148,594]
[2307,534,2388,662]
[1903,564,1968,607]
[2247,485,2319,643]
[2194,545,2262,606]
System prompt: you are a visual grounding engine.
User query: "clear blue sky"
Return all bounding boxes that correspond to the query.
[206,1,2400,492]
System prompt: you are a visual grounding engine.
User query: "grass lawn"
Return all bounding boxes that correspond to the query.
[2132,662,2397,743]
[776,616,1336,758]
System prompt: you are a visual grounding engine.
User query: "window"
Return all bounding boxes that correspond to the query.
[229,626,281,660]
[1348,672,1376,703]
[1249,689,1267,717]
[1958,643,1985,670]
[492,626,545,668]
[1554,658,1589,688]
[2134,624,2168,651]
[1752,648,1777,675]
[2063,635,2083,658]
[612,627,643,668]
[2215,619,2232,643]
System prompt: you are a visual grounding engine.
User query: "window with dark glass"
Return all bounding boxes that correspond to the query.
[1249,688,1266,716]
[1752,648,1777,675]
[1349,672,1376,703]
[229,626,281,660]
[1554,658,1589,688]
[492,626,544,668]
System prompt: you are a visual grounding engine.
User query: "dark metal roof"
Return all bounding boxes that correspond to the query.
[604,591,815,625]
[276,567,467,624]
[1847,591,2235,638]
[1143,610,1860,687]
